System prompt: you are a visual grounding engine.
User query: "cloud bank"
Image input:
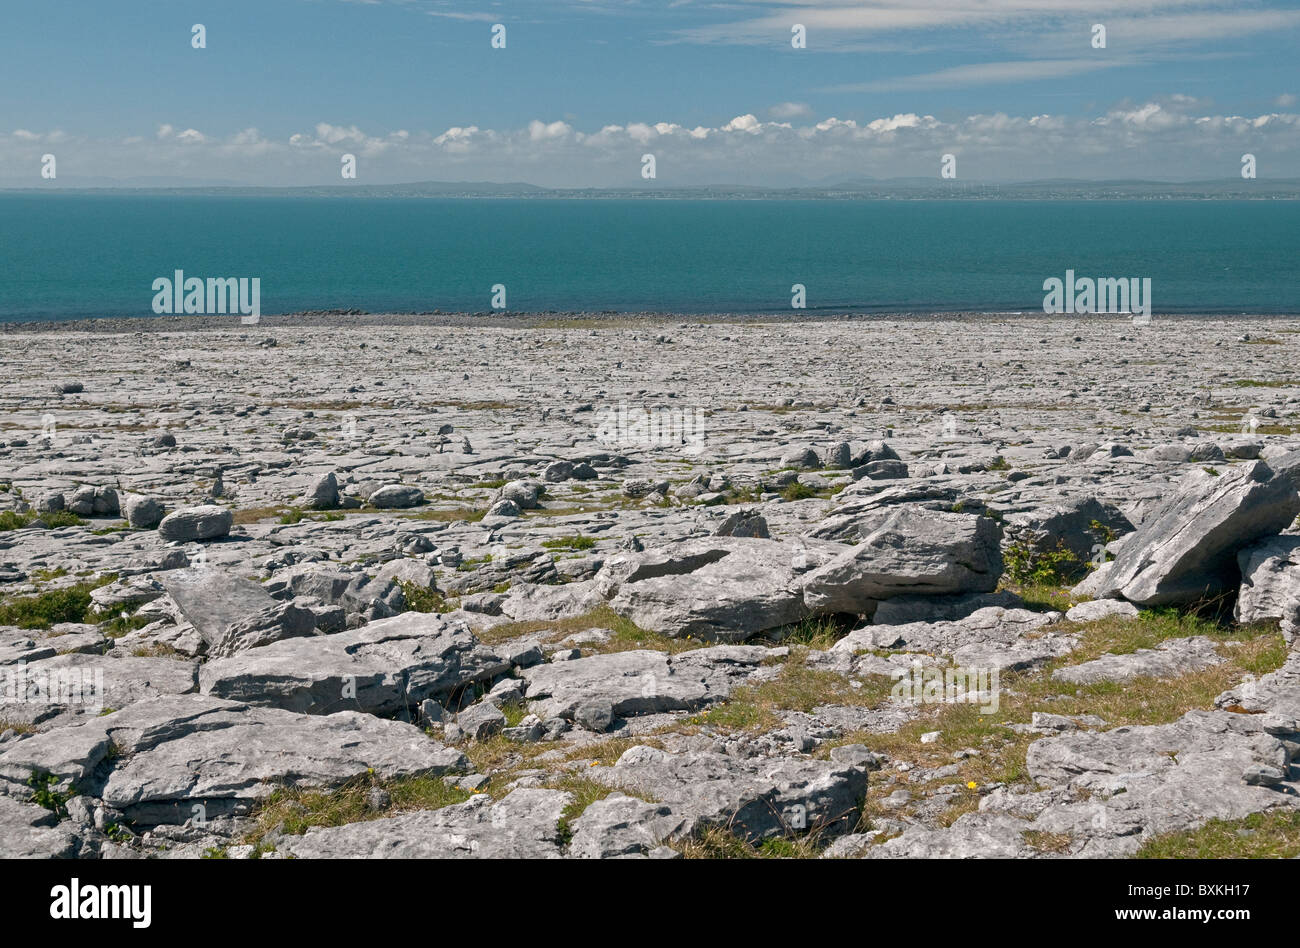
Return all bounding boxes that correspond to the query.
[5,100,1298,188]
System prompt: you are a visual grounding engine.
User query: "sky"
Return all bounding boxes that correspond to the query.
[2,0,1299,187]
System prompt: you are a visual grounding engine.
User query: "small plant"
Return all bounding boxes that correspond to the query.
[103,823,134,844]
[27,771,72,818]
[1089,519,1118,545]
[0,510,35,531]
[725,484,763,504]
[780,482,818,502]
[396,580,453,614]
[1003,539,1081,587]
[101,606,152,638]
[278,507,305,525]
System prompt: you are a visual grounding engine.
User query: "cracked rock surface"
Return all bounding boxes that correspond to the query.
[2,313,1299,858]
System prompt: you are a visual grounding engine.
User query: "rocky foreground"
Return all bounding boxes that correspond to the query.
[2,313,1299,859]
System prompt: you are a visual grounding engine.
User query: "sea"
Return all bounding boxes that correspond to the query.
[1,194,1297,321]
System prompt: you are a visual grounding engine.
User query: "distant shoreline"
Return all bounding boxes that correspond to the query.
[4,182,1300,201]
[4,310,1299,334]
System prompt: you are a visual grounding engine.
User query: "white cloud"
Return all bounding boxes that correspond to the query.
[827,58,1124,92]
[675,1,1300,50]
[6,102,1299,187]
[769,102,813,119]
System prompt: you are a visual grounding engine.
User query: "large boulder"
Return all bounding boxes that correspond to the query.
[499,580,606,622]
[304,472,340,510]
[162,570,317,656]
[1235,534,1300,624]
[161,566,317,655]
[368,484,424,509]
[1076,461,1300,606]
[801,508,1002,615]
[596,537,812,641]
[495,479,544,510]
[1024,710,1298,839]
[123,494,165,529]
[157,505,232,542]
[714,510,770,539]
[199,611,509,715]
[807,483,991,542]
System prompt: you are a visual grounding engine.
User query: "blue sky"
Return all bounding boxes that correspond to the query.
[2,0,1299,186]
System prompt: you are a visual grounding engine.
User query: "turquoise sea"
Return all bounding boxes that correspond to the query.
[1,195,1297,320]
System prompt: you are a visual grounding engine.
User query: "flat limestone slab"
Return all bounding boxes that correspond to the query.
[0,694,467,826]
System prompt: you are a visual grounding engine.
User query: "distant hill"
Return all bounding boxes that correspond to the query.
[3,178,1298,200]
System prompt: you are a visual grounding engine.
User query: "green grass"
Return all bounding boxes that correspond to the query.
[779,482,818,502]
[824,611,1286,806]
[0,575,162,632]
[101,606,153,638]
[231,506,290,525]
[670,825,828,859]
[473,604,701,655]
[0,583,97,629]
[0,510,35,531]
[243,774,475,847]
[541,534,597,552]
[0,509,86,531]
[691,655,896,733]
[1006,582,1077,613]
[780,614,851,650]
[401,508,486,523]
[1137,810,1300,858]
[549,776,628,844]
[722,484,763,504]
